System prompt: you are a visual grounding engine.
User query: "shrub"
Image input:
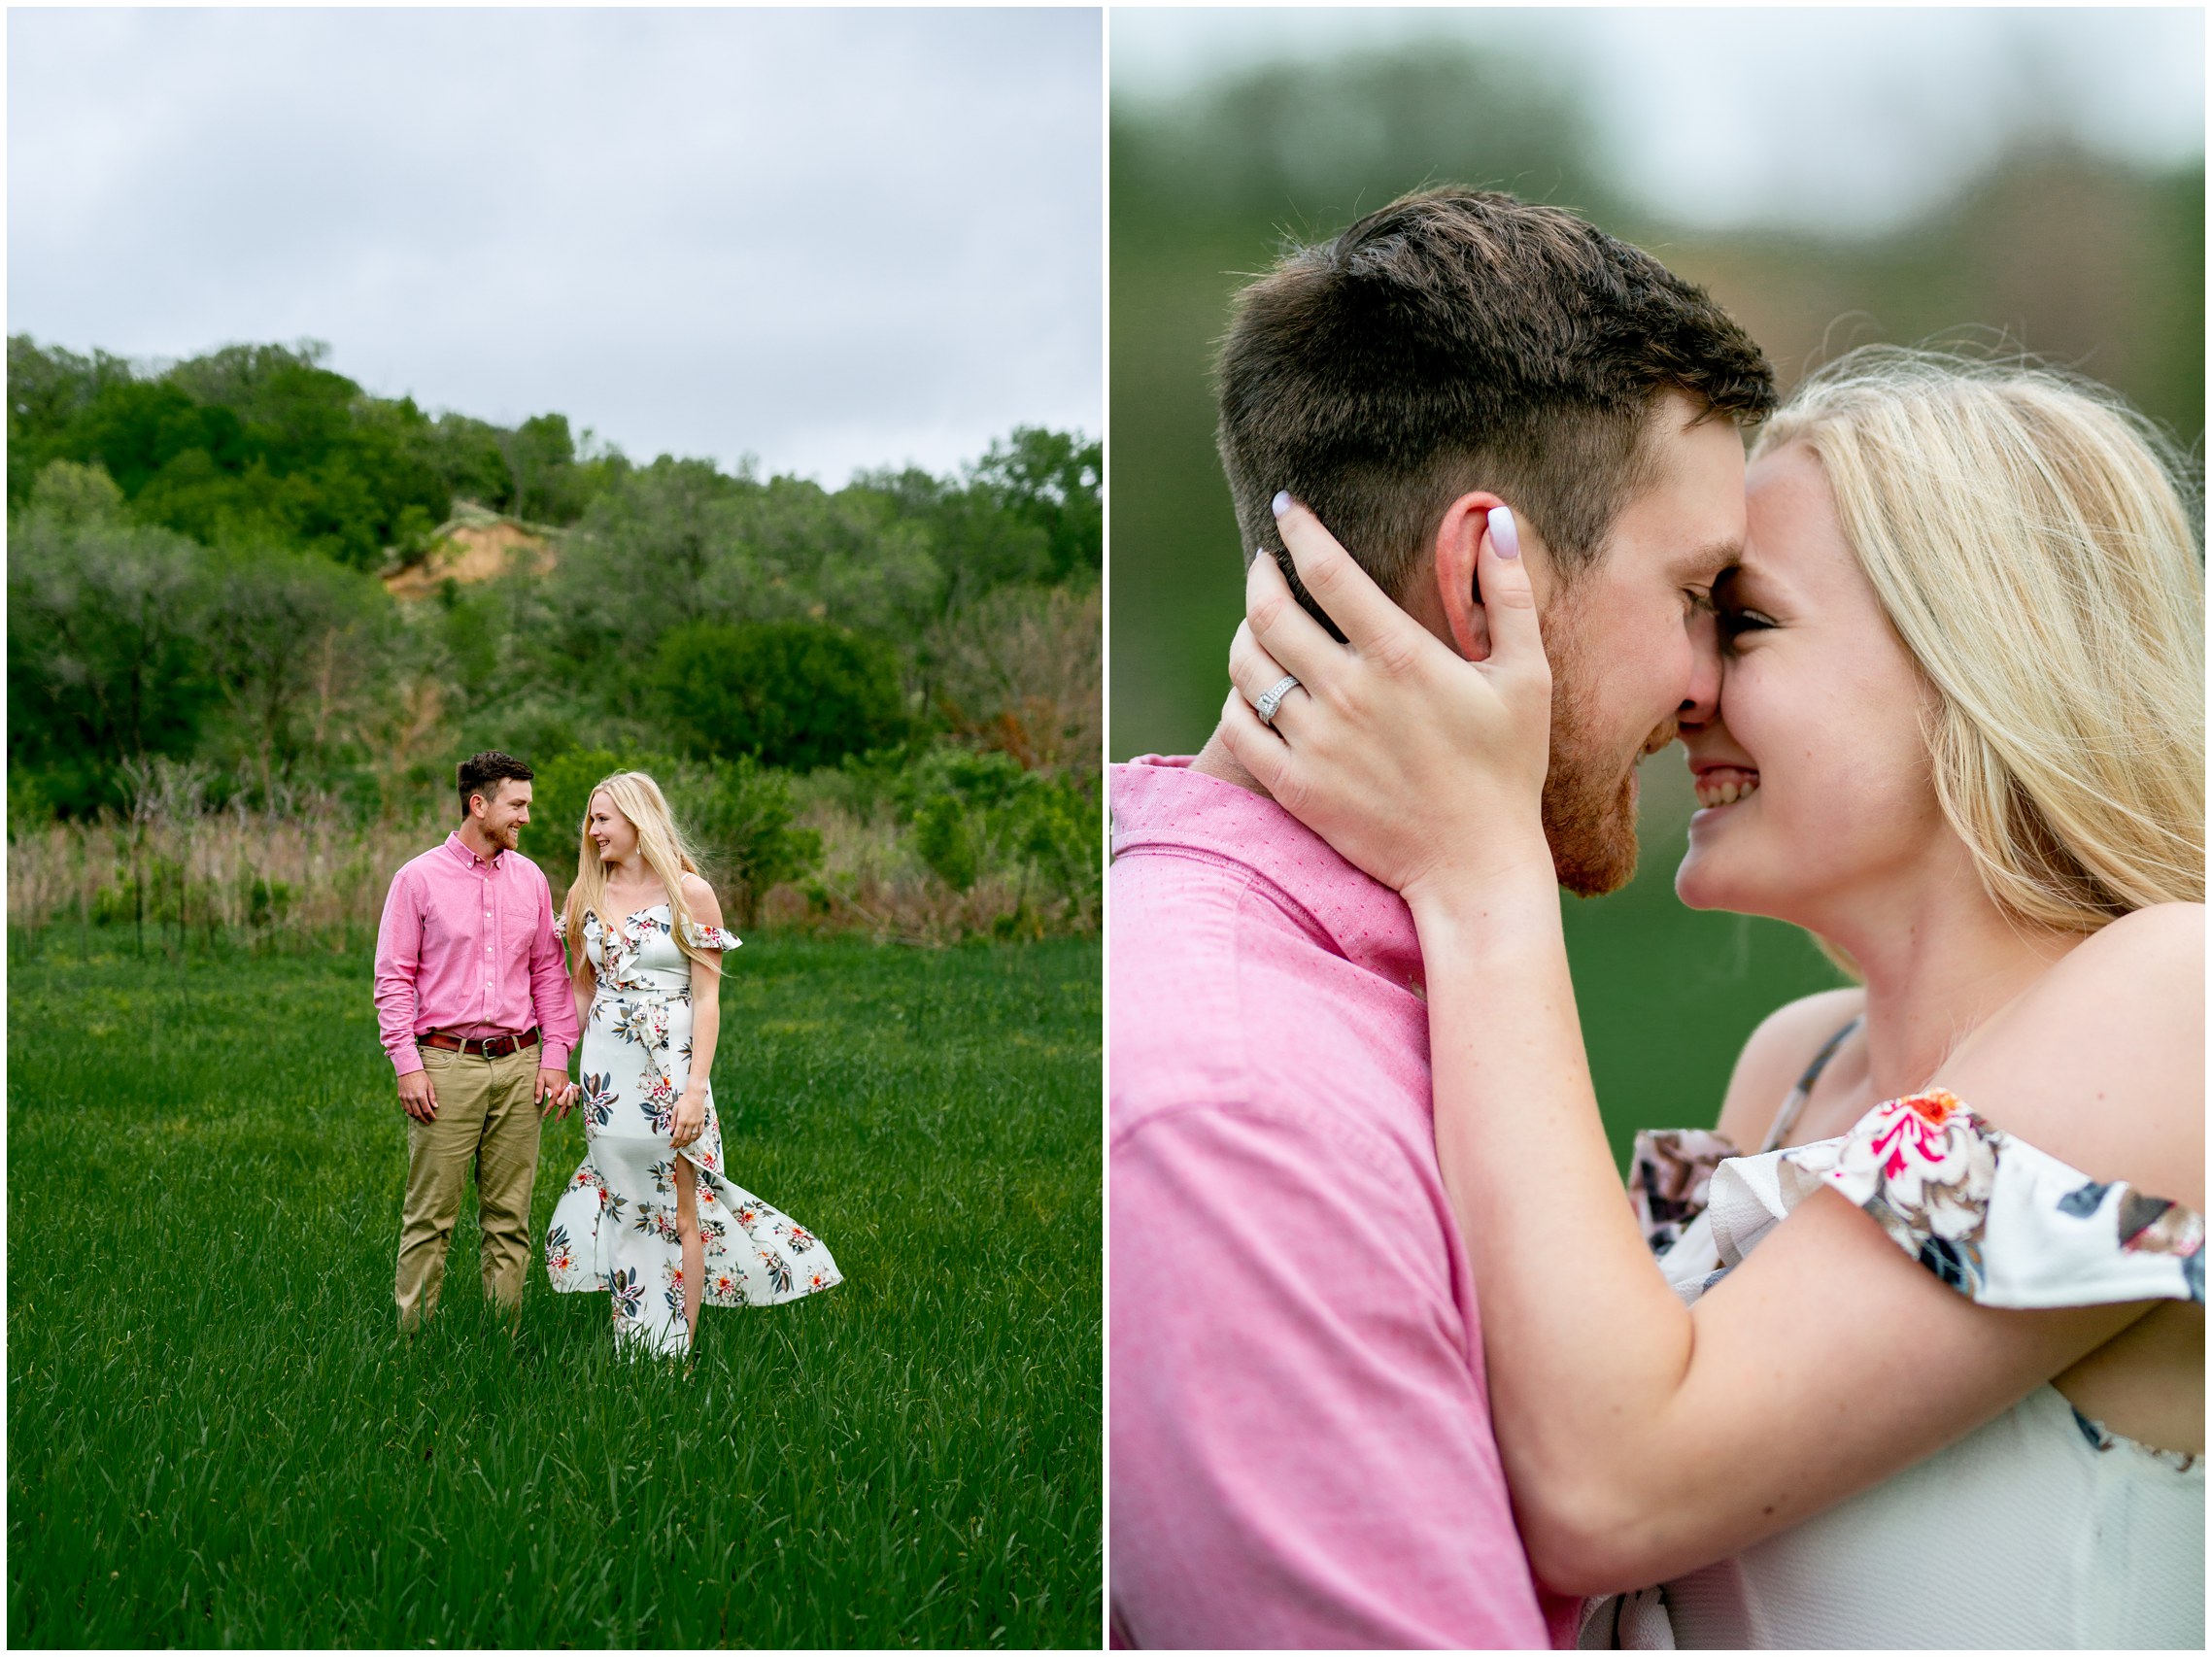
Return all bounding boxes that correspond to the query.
[525,747,674,875]
[8,766,53,842]
[911,794,979,894]
[653,620,906,772]
[525,746,818,927]
[893,744,1100,923]
[689,757,824,927]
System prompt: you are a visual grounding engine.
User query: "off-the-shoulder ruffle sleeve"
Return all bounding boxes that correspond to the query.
[1706,1090,2204,1310]
[681,920,742,952]
[1630,1127,1741,1255]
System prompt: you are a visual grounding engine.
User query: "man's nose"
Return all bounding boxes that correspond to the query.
[1678,606,1721,728]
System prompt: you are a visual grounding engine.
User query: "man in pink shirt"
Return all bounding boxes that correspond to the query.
[375,750,580,1332]
[1110,189,1776,1647]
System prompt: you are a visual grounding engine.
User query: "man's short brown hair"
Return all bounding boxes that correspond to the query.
[1216,187,1776,626]
[457,751,532,819]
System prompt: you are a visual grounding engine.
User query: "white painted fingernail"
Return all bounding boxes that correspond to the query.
[1272,490,1292,518]
[1488,506,1521,559]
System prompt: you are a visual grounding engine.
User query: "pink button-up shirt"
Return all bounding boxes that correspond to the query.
[373,831,579,1078]
[1109,757,1574,1650]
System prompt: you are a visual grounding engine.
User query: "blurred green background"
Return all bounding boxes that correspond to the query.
[1108,10,2205,1157]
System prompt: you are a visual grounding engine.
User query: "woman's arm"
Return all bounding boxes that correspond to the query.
[1226,503,2195,1594]
[569,920,596,1041]
[673,874,724,1150]
[1410,888,2161,1591]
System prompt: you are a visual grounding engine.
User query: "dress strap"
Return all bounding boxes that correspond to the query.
[1758,1015,1863,1154]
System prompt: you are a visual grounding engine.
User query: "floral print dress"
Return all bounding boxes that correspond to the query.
[545,905,840,1357]
[1582,1032,2204,1649]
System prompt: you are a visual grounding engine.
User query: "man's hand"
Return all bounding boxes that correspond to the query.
[398,1068,438,1123]
[538,1067,576,1119]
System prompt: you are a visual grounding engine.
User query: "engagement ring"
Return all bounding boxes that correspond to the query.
[1253,673,1302,726]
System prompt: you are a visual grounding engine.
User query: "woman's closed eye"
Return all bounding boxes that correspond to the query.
[1712,571,1778,649]
[1718,609,1777,661]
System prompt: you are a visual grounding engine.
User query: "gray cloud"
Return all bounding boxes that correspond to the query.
[9,7,1102,482]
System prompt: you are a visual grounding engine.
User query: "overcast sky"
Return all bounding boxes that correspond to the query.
[1113,7,2204,235]
[9,8,1102,485]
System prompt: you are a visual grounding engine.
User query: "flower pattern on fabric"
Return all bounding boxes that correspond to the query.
[545,1224,578,1278]
[1631,1128,1738,1256]
[544,903,840,1356]
[1629,1090,2205,1314]
[1826,1089,1999,1294]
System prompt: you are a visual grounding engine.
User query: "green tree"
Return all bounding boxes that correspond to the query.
[26,457,124,525]
[970,426,1102,584]
[527,747,678,876]
[192,543,392,802]
[653,620,907,771]
[6,502,213,815]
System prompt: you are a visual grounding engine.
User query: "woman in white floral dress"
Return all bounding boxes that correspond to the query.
[545,771,839,1357]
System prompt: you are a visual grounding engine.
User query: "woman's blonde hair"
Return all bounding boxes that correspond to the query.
[1753,346,2204,934]
[562,771,718,968]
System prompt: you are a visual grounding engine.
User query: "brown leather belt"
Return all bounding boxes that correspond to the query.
[418,1028,540,1060]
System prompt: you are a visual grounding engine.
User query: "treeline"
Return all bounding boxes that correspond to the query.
[9,336,1101,937]
[7,337,629,568]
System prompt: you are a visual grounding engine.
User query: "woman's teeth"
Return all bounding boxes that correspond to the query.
[1695,770,1760,809]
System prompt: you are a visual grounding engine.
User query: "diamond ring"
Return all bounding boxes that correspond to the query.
[1253,673,1303,726]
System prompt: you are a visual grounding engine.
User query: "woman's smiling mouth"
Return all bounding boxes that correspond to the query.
[1692,764,1760,809]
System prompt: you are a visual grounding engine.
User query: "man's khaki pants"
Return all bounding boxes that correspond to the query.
[394,1042,542,1332]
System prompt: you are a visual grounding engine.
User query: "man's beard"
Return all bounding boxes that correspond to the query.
[1540,610,1650,898]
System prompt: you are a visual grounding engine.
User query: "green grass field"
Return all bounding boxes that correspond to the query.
[8,931,1101,1648]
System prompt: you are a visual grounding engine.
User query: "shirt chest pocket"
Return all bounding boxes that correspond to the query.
[497,890,536,966]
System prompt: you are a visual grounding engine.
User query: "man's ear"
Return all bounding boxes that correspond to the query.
[1431,490,1512,661]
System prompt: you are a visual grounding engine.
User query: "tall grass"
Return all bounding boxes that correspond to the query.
[7,794,1094,954]
[8,931,1102,1647]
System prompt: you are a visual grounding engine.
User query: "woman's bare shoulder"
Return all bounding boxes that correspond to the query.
[1713,985,1868,1146]
[678,871,723,923]
[1943,903,2203,1206]
[2066,898,2203,965]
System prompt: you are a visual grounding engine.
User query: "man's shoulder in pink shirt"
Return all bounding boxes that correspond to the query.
[1109,756,1570,1650]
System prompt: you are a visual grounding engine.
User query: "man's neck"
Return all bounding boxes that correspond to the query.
[457,821,503,863]
[1189,727,1271,797]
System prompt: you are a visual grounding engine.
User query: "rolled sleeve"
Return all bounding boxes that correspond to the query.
[373,867,425,1078]
[1109,1101,1549,1650]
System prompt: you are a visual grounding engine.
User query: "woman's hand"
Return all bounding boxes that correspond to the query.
[671,1083,708,1150]
[1221,495,1555,911]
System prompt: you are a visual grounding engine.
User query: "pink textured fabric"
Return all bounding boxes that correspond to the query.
[373,832,579,1077]
[1109,756,1574,1651]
